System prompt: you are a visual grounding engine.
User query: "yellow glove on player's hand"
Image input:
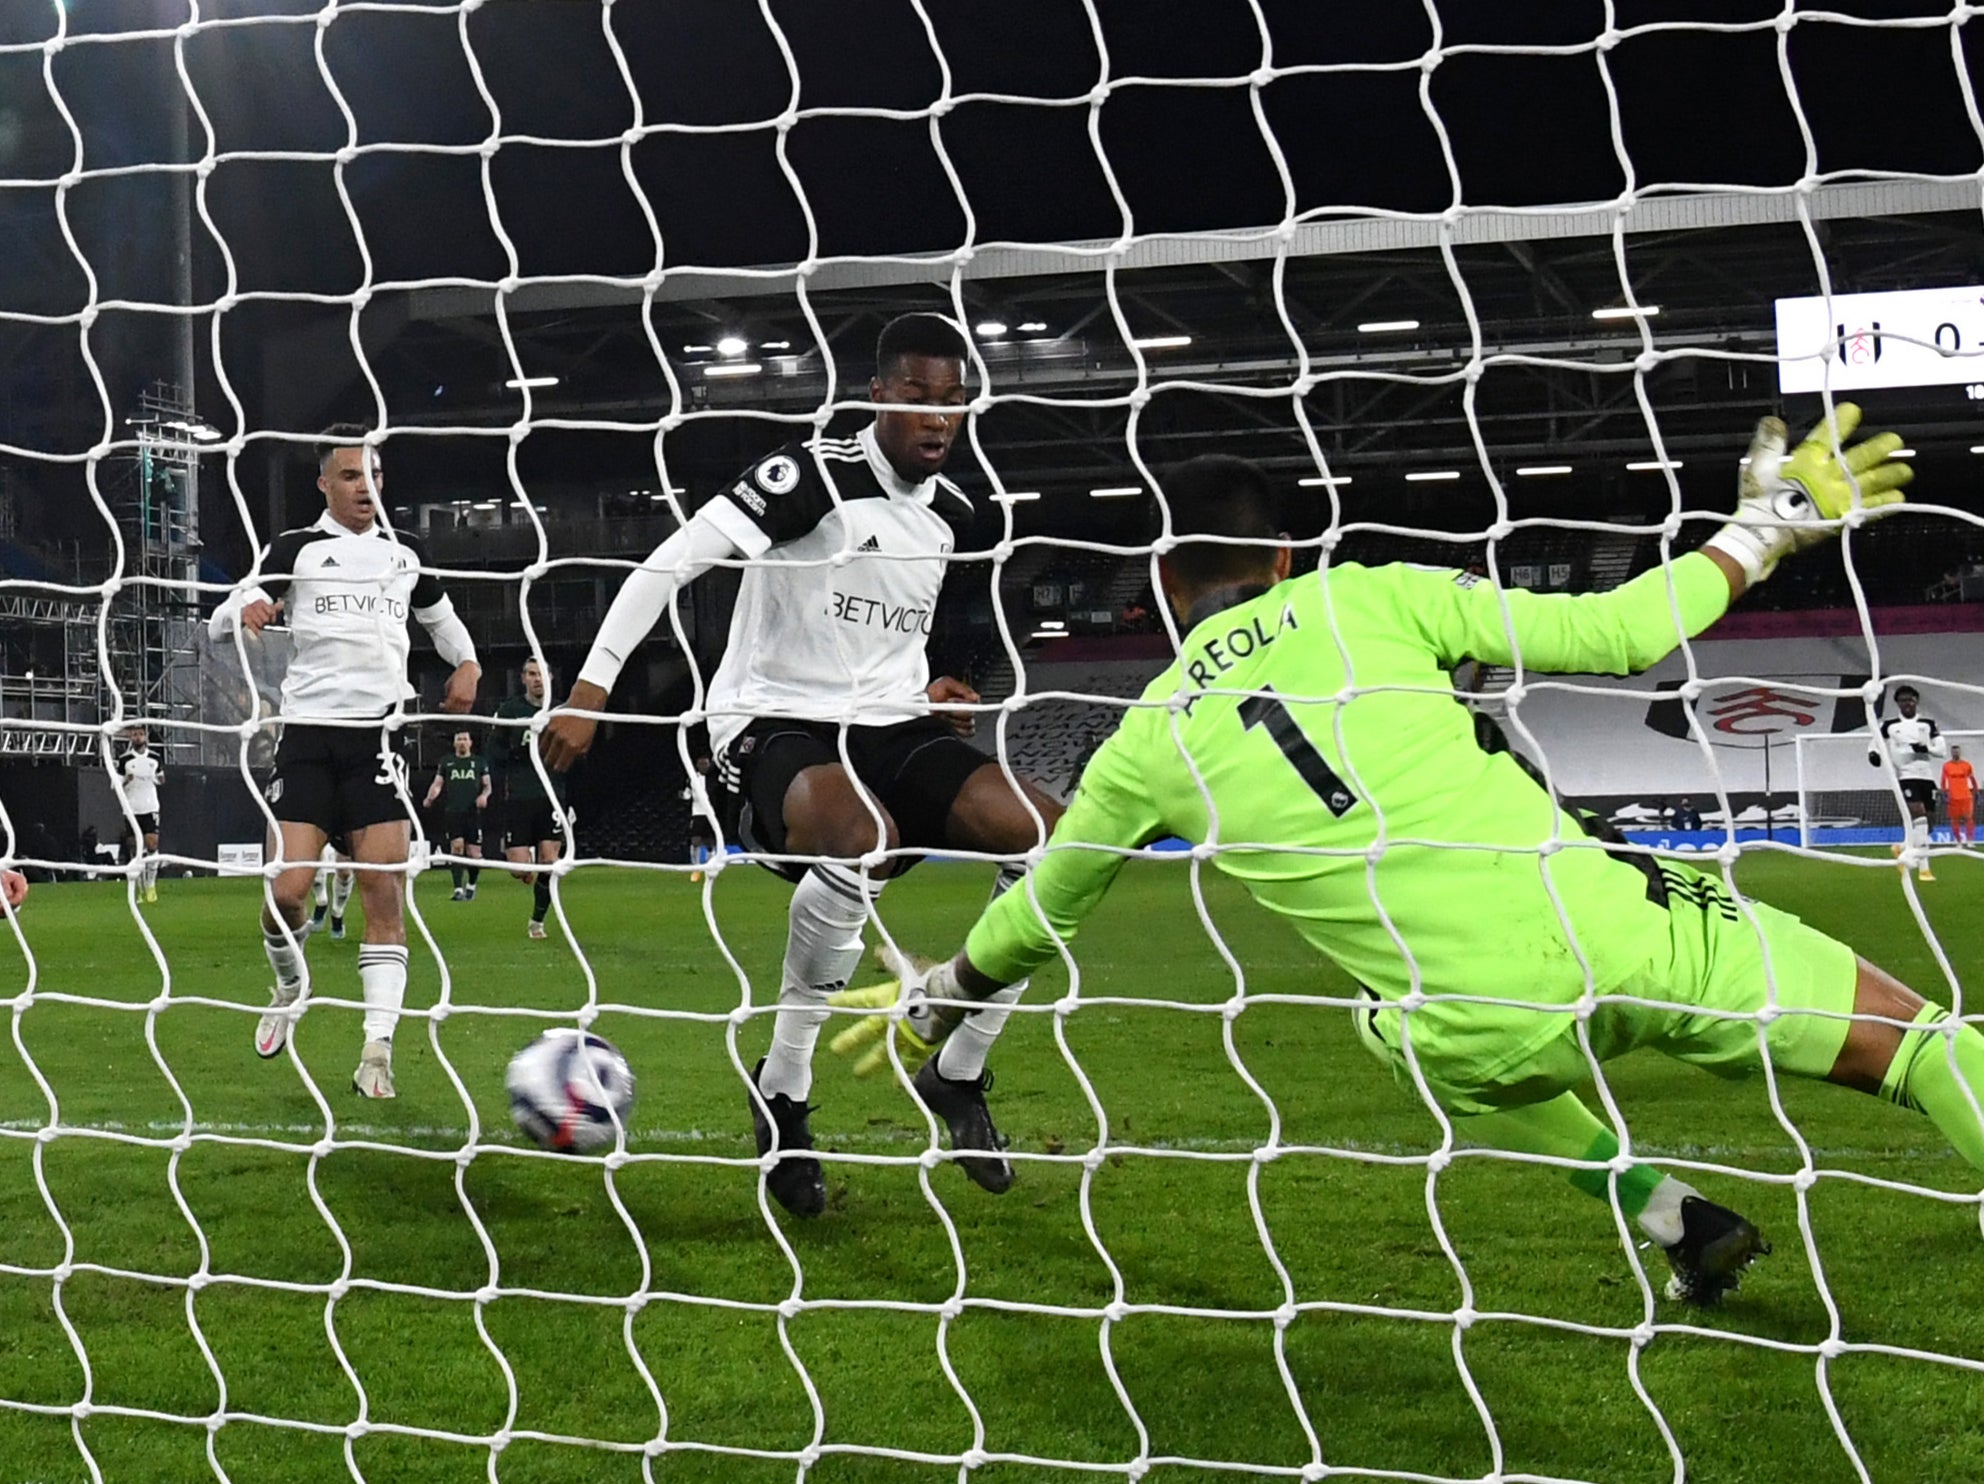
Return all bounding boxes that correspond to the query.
[1703,403,1911,586]
[826,980,938,1078]
[827,947,968,1078]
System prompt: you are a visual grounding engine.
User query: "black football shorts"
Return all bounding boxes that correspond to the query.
[266,723,409,839]
[712,715,987,883]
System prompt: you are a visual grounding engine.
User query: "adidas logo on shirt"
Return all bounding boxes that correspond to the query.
[857,535,881,553]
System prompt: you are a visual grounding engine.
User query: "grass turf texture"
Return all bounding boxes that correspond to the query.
[0,849,1979,1484]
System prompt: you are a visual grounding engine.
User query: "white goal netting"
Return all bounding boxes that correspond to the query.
[3,3,1984,1482]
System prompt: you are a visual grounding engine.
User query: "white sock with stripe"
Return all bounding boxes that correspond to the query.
[760,863,883,1101]
[358,943,410,1044]
[263,925,306,991]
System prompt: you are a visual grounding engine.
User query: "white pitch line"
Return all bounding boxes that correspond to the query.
[0,1119,1961,1162]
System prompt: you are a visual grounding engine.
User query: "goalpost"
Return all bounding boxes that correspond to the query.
[4,4,1984,1483]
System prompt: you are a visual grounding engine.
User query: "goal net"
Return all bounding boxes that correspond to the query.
[1797,730,1984,847]
[2,3,1983,1483]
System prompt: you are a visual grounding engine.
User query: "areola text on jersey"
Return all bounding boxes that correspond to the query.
[692,424,972,754]
[208,512,476,722]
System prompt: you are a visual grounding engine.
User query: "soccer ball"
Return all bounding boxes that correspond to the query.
[505,1029,635,1152]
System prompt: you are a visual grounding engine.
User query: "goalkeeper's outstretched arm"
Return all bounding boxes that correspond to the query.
[1403,406,1910,680]
[540,506,744,768]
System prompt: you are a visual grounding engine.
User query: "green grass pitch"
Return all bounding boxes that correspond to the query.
[0,848,1979,1483]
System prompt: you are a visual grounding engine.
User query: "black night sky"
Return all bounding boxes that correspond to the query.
[0,0,1980,565]
[7,0,1977,295]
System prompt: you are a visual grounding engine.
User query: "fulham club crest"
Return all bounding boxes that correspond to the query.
[1644,673,1871,748]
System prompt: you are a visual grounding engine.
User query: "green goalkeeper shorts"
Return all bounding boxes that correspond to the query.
[1387,863,1860,1118]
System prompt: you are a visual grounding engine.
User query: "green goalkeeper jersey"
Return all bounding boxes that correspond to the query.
[965,553,1732,1089]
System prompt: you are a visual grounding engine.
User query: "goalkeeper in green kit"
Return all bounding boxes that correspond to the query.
[832,406,1984,1306]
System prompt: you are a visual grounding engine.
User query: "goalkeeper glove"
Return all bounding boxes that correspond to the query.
[1702,404,1911,587]
[826,946,973,1078]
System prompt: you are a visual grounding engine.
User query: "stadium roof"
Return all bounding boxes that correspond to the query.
[2,0,1981,556]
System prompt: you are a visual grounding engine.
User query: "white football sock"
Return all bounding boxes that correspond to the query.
[936,864,1028,1082]
[263,925,306,991]
[760,863,883,1101]
[142,859,158,890]
[1634,1172,1702,1249]
[313,872,330,909]
[332,869,355,917]
[935,983,1024,1081]
[357,942,409,1044]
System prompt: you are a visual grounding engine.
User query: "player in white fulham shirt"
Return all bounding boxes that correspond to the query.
[119,730,165,903]
[210,426,481,1097]
[1869,683,1947,882]
[542,314,1062,1215]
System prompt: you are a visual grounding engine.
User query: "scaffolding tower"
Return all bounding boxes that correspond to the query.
[0,383,208,761]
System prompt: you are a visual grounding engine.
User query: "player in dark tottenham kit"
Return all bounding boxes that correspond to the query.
[423,730,491,901]
[210,426,480,1098]
[542,314,1062,1215]
[487,657,573,941]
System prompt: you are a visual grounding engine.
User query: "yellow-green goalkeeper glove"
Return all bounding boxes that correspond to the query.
[826,947,971,1079]
[1702,403,1911,586]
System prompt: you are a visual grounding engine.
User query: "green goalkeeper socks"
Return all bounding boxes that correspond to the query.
[1879,1002,1984,1172]
[1457,1092,1669,1223]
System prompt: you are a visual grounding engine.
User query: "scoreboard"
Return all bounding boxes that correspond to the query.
[1775,285,1984,395]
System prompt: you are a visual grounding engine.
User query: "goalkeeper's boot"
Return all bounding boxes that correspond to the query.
[748,1059,825,1218]
[352,1040,396,1099]
[527,919,548,941]
[254,980,304,1060]
[1659,1195,1770,1306]
[912,1059,1014,1195]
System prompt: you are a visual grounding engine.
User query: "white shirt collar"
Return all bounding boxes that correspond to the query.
[858,423,935,501]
